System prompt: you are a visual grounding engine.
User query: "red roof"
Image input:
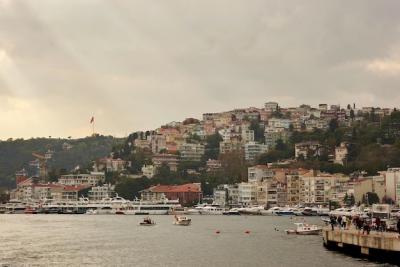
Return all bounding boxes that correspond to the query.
[148,183,201,193]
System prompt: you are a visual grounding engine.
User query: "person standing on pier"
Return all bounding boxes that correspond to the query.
[342,216,347,230]
[330,216,336,231]
[375,217,381,232]
[337,216,343,229]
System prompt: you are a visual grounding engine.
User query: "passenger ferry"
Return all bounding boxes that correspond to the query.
[114,198,182,215]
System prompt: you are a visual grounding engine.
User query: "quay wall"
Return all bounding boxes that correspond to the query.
[323,228,400,252]
[323,228,400,264]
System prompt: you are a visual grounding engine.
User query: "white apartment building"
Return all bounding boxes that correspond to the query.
[226,185,239,206]
[218,128,233,142]
[94,157,130,172]
[237,182,257,206]
[295,141,322,159]
[244,142,269,162]
[319,104,328,111]
[213,185,228,207]
[142,165,156,178]
[241,129,255,143]
[334,142,348,165]
[88,184,115,201]
[178,143,205,162]
[59,172,105,186]
[152,153,179,172]
[264,127,290,149]
[219,139,243,154]
[305,119,328,131]
[248,165,274,183]
[267,118,292,129]
[299,172,350,205]
[385,168,400,205]
[151,134,167,153]
[265,102,279,112]
[287,174,301,205]
[134,139,151,150]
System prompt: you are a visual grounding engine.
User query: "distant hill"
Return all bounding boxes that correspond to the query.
[0,135,125,188]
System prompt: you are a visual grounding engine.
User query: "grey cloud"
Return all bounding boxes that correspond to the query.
[0,0,400,138]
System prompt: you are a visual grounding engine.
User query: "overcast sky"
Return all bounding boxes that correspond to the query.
[1,0,400,139]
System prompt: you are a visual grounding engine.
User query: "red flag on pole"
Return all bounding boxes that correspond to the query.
[90,116,94,123]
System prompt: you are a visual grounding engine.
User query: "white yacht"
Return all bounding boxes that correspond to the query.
[261,207,282,216]
[329,207,363,217]
[186,204,224,215]
[238,206,264,215]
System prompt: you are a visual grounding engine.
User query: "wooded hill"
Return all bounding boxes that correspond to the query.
[0,135,123,188]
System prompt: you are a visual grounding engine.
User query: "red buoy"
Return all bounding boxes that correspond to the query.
[245,230,250,234]
[215,230,220,234]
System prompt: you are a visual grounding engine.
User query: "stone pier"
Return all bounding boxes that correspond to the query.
[323,228,400,262]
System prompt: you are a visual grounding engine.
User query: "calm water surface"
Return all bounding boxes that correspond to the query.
[0,215,394,267]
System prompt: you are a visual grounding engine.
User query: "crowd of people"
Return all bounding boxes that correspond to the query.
[329,215,400,236]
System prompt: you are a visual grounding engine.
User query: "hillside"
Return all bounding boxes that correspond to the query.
[0,135,124,188]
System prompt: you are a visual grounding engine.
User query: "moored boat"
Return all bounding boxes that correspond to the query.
[276,208,296,216]
[223,208,241,215]
[238,206,263,215]
[285,223,322,235]
[174,215,191,226]
[139,217,156,226]
[260,207,282,216]
[302,207,318,216]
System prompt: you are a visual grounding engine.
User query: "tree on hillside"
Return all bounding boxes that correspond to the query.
[329,119,339,132]
[249,120,265,143]
[114,177,151,200]
[203,132,223,161]
[219,151,247,184]
[186,133,202,143]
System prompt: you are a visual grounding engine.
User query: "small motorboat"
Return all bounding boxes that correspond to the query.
[139,217,156,226]
[285,223,322,235]
[173,215,191,226]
